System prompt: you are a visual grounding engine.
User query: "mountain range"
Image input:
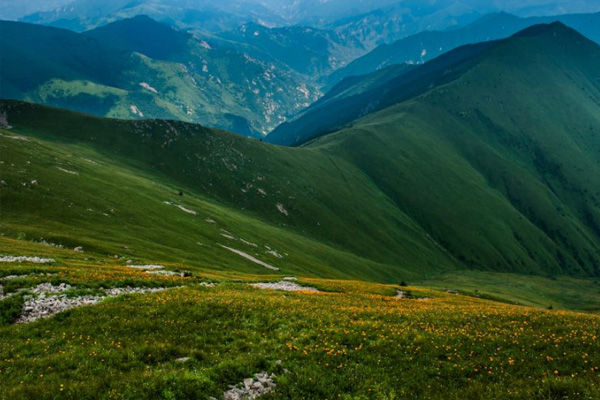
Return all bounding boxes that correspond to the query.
[326,11,600,88]
[8,0,600,46]
[3,22,600,280]
[0,17,323,136]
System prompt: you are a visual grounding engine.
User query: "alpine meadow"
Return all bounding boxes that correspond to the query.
[1,1,600,399]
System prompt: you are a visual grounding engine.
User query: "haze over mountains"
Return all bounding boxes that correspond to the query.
[326,11,600,89]
[2,5,600,138]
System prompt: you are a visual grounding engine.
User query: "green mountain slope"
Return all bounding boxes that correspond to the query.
[3,23,600,282]
[0,18,320,136]
[305,22,600,276]
[268,40,495,145]
[0,101,457,282]
[327,11,600,89]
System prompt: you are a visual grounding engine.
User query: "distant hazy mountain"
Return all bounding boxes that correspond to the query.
[326,11,600,89]
[0,17,321,136]
[212,23,366,81]
[0,0,73,20]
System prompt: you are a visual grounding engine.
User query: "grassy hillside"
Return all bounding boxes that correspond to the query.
[3,21,600,398]
[0,100,459,282]
[1,261,599,399]
[421,271,600,312]
[268,40,496,145]
[3,23,600,284]
[305,22,600,278]
[0,18,320,136]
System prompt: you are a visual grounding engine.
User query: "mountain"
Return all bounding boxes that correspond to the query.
[0,18,321,136]
[326,11,600,89]
[0,0,73,20]
[3,23,600,280]
[276,22,600,277]
[13,0,600,39]
[17,0,283,32]
[326,1,482,51]
[213,23,366,81]
[269,39,496,145]
[0,100,456,282]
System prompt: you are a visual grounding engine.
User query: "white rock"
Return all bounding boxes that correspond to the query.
[0,255,55,263]
[250,281,319,292]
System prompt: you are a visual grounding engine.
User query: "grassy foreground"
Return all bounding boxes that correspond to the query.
[1,255,599,399]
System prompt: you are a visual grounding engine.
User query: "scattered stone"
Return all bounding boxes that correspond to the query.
[250,281,318,292]
[19,292,102,324]
[220,245,279,271]
[102,287,168,296]
[0,255,55,263]
[199,282,216,288]
[39,240,65,248]
[240,239,258,247]
[445,289,460,295]
[223,372,276,400]
[145,270,183,276]
[139,82,158,94]
[126,265,165,270]
[175,357,190,363]
[177,205,197,215]
[266,250,283,259]
[275,203,288,216]
[281,277,297,281]
[57,167,79,175]
[74,246,84,252]
[1,274,27,281]
[15,284,176,324]
[395,290,408,299]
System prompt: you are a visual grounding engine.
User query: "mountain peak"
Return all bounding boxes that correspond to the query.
[84,15,189,60]
[512,21,577,38]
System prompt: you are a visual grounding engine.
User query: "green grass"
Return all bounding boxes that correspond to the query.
[0,114,440,283]
[421,271,600,313]
[0,263,599,400]
[0,294,25,326]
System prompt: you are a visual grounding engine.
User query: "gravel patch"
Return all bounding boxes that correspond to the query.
[250,281,319,292]
[126,265,165,270]
[145,270,183,276]
[19,294,103,324]
[16,284,177,324]
[0,255,55,263]
[1,275,28,281]
[102,287,170,296]
[221,372,277,400]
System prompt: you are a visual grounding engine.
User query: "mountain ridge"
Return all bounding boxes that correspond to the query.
[3,23,600,279]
